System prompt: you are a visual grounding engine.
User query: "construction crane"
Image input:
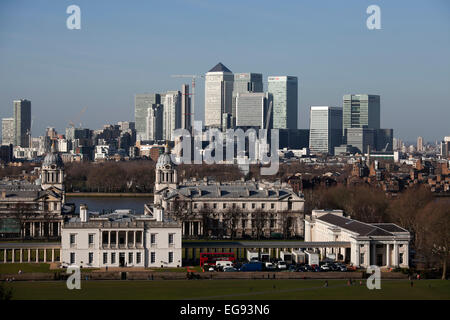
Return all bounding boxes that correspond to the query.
[170,75,204,128]
[68,107,87,128]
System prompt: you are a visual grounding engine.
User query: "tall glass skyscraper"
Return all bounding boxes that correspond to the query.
[135,94,161,141]
[232,73,263,124]
[1,118,15,146]
[163,91,181,141]
[309,106,343,155]
[343,94,380,137]
[13,99,31,147]
[204,63,234,128]
[267,76,298,129]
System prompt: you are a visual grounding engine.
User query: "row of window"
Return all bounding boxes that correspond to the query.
[69,252,143,265]
[192,202,276,210]
[71,233,175,246]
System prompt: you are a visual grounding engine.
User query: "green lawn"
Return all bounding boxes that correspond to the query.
[0,263,54,274]
[3,279,449,300]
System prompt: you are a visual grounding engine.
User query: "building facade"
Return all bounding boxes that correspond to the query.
[61,207,182,268]
[181,84,191,132]
[235,92,272,129]
[163,91,181,141]
[267,76,298,129]
[309,106,343,155]
[135,94,162,142]
[343,94,380,137]
[1,118,15,146]
[232,73,263,125]
[305,210,410,268]
[204,63,234,128]
[146,104,164,141]
[148,147,305,239]
[13,99,31,148]
[0,147,67,239]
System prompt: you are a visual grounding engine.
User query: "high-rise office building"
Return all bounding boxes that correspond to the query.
[146,104,164,141]
[267,76,298,129]
[235,92,272,129]
[417,136,424,152]
[163,91,181,141]
[1,118,15,146]
[204,63,234,128]
[181,84,191,131]
[375,129,394,152]
[232,73,263,124]
[13,99,31,147]
[342,94,380,137]
[135,94,162,141]
[309,106,343,155]
[345,128,376,154]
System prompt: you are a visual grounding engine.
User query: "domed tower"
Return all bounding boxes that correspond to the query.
[41,142,64,191]
[155,144,178,193]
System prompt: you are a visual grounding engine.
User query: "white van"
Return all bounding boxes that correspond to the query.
[216,261,233,269]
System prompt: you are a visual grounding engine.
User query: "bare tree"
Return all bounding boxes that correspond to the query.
[417,201,450,279]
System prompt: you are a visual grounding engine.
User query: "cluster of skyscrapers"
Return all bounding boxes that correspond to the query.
[135,63,393,156]
[309,94,393,155]
[135,63,300,146]
[135,85,191,143]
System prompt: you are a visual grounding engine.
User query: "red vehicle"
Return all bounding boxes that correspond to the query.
[199,252,236,267]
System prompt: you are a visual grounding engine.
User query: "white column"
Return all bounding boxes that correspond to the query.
[44,249,47,262]
[386,243,391,267]
[133,231,136,248]
[11,249,15,263]
[4,249,7,263]
[28,249,31,262]
[394,243,399,267]
[52,249,55,262]
[36,249,39,262]
[20,249,23,263]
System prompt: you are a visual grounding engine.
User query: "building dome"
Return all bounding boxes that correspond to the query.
[43,142,64,168]
[156,149,173,169]
[43,152,64,167]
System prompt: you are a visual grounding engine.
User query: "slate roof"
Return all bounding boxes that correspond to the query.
[371,223,409,233]
[317,213,396,237]
[165,184,295,201]
[208,62,232,73]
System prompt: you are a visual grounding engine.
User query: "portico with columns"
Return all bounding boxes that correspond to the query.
[306,210,411,269]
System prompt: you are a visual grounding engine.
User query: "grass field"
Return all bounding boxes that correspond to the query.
[3,279,449,300]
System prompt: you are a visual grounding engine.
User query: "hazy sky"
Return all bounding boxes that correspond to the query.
[1,0,449,143]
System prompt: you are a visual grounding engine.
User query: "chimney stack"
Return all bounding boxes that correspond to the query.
[80,204,89,222]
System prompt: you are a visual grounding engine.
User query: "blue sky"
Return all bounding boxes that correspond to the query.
[0,0,449,142]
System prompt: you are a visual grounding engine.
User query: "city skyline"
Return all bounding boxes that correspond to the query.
[1,1,450,142]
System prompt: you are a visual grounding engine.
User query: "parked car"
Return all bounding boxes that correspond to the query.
[288,264,297,272]
[277,261,287,270]
[265,262,277,271]
[320,264,331,272]
[223,266,237,272]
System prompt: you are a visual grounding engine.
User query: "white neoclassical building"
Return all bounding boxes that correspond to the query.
[305,210,411,268]
[147,146,305,239]
[61,205,182,268]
